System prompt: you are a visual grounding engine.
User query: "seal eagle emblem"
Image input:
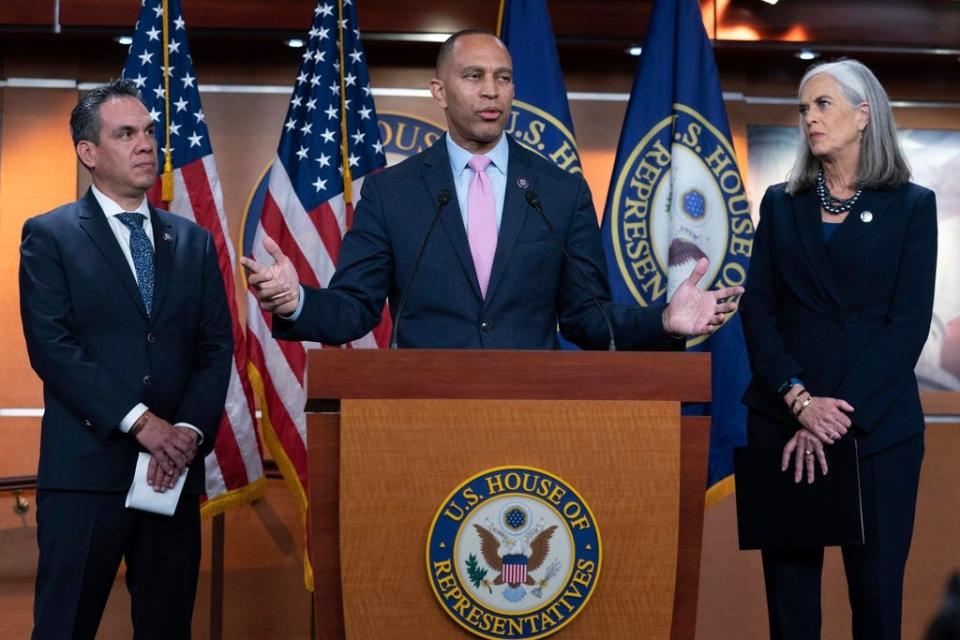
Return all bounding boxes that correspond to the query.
[427,466,601,639]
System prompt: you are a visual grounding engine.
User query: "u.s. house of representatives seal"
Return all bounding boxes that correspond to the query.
[608,104,753,346]
[505,100,582,175]
[426,466,601,639]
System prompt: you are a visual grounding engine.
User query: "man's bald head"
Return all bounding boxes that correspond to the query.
[435,29,509,77]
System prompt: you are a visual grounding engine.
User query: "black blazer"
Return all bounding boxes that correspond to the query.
[19,190,234,494]
[740,181,937,456]
[276,136,676,350]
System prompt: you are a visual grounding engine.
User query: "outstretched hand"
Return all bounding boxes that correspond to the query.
[240,235,301,316]
[663,258,744,336]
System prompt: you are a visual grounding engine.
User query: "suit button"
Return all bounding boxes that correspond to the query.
[480,321,491,332]
[143,375,152,385]
[147,333,157,343]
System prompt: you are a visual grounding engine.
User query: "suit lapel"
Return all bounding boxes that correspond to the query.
[484,138,532,304]
[76,189,149,318]
[793,188,843,307]
[421,138,483,300]
[150,205,177,316]
[826,188,895,260]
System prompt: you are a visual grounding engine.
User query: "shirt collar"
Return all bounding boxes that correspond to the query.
[445,133,509,178]
[91,184,151,220]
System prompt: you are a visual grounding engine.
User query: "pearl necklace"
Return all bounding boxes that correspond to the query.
[816,169,862,215]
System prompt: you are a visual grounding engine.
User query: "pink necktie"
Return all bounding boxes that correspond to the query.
[467,155,497,298]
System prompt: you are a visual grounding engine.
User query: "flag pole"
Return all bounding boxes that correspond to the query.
[160,0,174,201]
[337,0,352,204]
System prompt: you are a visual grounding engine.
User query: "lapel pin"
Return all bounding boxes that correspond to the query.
[516,176,529,189]
[860,211,873,223]
[162,231,174,242]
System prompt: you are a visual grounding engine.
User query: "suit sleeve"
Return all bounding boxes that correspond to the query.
[557,175,675,351]
[19,217,141,443]
[834,190,937,432]
[273,175,391,345]
[173,231,234,455]
[740,188,805,392]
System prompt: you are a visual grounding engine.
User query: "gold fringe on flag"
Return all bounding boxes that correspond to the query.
[247,362,315,590]
[200,477,268,520]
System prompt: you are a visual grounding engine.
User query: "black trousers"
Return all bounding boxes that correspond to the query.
[760,432,924,640]
[32,490,201,640]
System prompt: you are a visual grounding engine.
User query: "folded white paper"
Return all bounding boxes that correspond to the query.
[125,452,188,516]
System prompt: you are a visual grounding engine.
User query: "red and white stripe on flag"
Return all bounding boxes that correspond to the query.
[243,0,390,590]
[122,0,266,516]
[149,159,267,515]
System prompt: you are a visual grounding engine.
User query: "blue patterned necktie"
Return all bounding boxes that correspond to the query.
[117,212,155,316]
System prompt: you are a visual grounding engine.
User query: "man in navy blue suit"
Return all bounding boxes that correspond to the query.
[244,30,740,348]
[19,79,233,639]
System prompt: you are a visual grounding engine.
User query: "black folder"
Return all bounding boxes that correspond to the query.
[733,439,865,550]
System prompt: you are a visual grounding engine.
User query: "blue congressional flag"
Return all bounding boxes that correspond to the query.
[498,0,581,175]
[499,0,583,350]
[600,0,754,505]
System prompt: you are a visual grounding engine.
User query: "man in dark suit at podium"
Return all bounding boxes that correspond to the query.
[19,79,233,639]
[243,30,741,348]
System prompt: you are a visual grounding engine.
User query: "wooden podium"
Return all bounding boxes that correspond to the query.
[306,350,711,639]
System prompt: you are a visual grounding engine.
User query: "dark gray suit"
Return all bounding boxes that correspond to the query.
[20,189,233,639]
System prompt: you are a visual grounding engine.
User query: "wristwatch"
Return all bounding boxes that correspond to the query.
[777,377,803,397]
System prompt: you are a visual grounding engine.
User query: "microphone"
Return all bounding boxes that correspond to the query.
[389,189,452,349]
[524,189,617,351]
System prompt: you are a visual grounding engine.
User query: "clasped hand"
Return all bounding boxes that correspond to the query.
[135,412,199,492]
[781,395,855,484]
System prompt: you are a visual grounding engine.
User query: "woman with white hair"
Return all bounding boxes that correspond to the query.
[740,58,938,639]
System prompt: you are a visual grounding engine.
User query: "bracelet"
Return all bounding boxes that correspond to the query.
[794,396,813,417]
[129,411,150,437]
[790,391,810,415]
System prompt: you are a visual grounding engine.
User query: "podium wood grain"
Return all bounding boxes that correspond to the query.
[338,399,680,639]
[306,350,711,640]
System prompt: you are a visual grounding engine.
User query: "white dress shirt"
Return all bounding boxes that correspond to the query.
[90,185,203,443]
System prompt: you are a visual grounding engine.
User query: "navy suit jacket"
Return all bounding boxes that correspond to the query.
[740,181,937,456]
[19,189,233,495]
[275,136,675,350]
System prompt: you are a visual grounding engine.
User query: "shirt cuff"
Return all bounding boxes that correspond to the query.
[278,285,305,322]
[175,422,204,445]
[119,404,149,433]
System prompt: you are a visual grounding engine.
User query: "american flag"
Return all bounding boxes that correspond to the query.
[243,0,387,587]
[121,0,266,515]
